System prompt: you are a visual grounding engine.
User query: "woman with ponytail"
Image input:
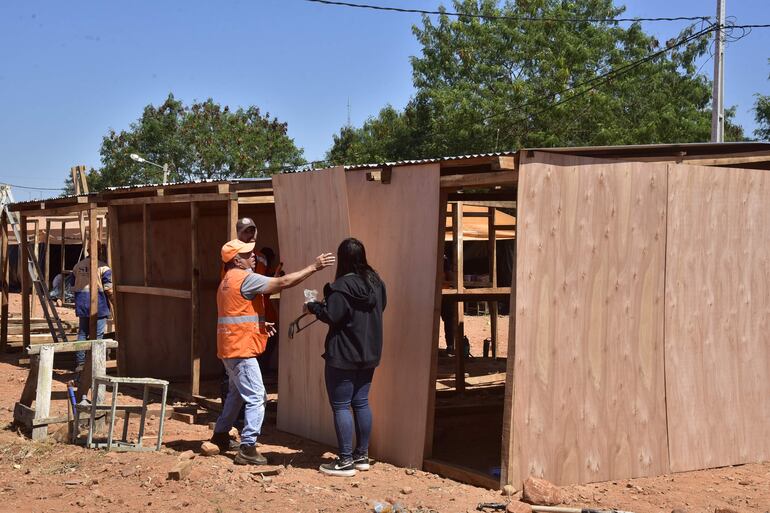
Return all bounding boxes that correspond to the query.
[305,238,387,477]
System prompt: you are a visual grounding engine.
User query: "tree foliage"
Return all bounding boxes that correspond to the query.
[79,94,304,192]
[327,0,744,165]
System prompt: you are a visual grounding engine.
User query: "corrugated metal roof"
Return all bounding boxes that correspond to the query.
[104,177,272,192]
[343,151,516,170]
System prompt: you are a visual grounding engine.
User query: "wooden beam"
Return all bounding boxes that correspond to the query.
[27,339,118,355]
[106,207,123,374]
[463,200,517,209]
[143,204,150,286]
[424,193,448,459]
[30,220,39,314]
[44,219,51,291]
[488,207,498,359]
[237,195,275,205]
[681,152,770,166]
[20,215,31,349]
[491,155,516,171]
[108,192,235,206]
[227,198,238,240]
[500,215,518,487]
[190,202,201,396]
[0,212,9,352]
[454,202,465,394]
[440,171,517,189]
[423,459,499,490]
[88,208,98,339]
[59,220,65,304]
[116,285,191,299]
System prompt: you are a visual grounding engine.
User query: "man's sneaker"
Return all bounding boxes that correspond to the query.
[319,457,357,477]
[352,454,370,471]
[210,431,239,452]
[233,444,268,465]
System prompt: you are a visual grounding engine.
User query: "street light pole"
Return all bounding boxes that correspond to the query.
[129,153,169,184]
[711,0,726,143]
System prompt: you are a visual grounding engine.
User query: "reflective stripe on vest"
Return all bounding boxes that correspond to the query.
[217,315,266,325]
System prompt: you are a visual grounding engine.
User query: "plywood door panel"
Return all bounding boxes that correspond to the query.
[116,206,144,286]
[274,167,350,447]
[146,204,192,289]
[346,165,441,468]
[509,152,669,486]
[665,163,770,472]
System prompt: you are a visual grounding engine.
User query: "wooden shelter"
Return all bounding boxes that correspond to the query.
[272,142,770,489]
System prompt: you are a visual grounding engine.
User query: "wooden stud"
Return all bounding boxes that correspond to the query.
[59,220,66,304]
[227,197,238,240]
[440,171,517,189]
[453,201,465,393]
[30,220,39,315]
[31,344,54,441]
[424,193,448,458]
[190,202,201,396]
[44,219,51,292]
[115,285,191,299]
[20,215,31,349]
[0,212,8,352]
[488,207,498,358]
[107,207,122,373]
[143,204,150,286]
[88,208,99,340]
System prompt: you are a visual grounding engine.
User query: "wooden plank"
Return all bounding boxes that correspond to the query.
[106,208,121,371]
[20,215,30,349]
[424,193,448,459]
[346,164,441,468]
[0,212,9,351]
[44,219,51,291]
[440,171,517,189]
[488,207,498,358]
[454,201,465,393]
[508,152,669,486]
[190,202,201,396]
[27,339,118,355]
[31,345,53,440]
[423,459,499,490]
[88,208,98,338]
[227,198,238,240]
[30,220,38,312]
[59,220,65,304]
[108,192,234,206]
[116,285,191,299]
[664,163,770,472]
[237,195,275,205]
[274,167,350,449]
[143,204,150,286]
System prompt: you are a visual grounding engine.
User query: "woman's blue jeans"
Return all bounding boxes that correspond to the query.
[324,363,374,460]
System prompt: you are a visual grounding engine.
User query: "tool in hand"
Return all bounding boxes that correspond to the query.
[288,312,319,339]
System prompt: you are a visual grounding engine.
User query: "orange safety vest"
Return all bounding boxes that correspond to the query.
[216,268,269,359]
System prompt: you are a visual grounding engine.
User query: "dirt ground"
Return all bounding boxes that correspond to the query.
[1,295,769,512]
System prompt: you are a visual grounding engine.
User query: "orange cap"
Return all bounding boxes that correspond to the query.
[221,239,255,263]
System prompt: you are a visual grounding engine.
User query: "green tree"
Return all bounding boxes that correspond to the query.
[79,94,305,192]
[328,0,744,164]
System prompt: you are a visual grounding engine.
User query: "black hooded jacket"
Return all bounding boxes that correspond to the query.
[307,272,387,370]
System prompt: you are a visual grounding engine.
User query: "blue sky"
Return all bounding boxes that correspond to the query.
[1,0,768,200]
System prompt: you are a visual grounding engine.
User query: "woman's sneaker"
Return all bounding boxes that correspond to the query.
[352,454,370,471]
[319,457,357,477]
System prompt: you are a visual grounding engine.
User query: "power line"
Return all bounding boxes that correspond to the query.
[0,182,65,191]
[304,0,712,23]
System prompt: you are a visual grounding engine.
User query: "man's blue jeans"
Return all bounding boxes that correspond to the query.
[214,357,266,446]
[75,317,107,368]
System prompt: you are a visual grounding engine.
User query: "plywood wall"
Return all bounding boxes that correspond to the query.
[346,165,440,468]
[665,163,770,472]
[508,152,670,486]
[274,167,350,448]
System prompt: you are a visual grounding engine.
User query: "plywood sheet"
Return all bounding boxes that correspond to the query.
[346,165,440,468]
[665,163,770,471]
[274,167,350,447]
[509,152,669,485]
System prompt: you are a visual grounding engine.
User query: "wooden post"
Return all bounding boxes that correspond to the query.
[190,202,201,396]
[453,202,465,394]
[488,207,498,358]
[72,166,87,258]
[88,208,99,340]
[20,215,31,349]
[106,208,121,365]
[31,344,54,441]
[0,212,9,351]
[59,220,66,304]
[424,193,448,457]
[143,204,150,286]
[30,220,39,315]
[227,197,238,240]
[44,219,51,291]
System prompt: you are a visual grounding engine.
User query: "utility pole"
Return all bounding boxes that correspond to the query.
[711,0,726,142]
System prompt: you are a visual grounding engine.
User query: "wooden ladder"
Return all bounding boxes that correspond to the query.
[0,185,69,344]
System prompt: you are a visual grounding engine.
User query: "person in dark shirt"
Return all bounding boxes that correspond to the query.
[305,238,386,477]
